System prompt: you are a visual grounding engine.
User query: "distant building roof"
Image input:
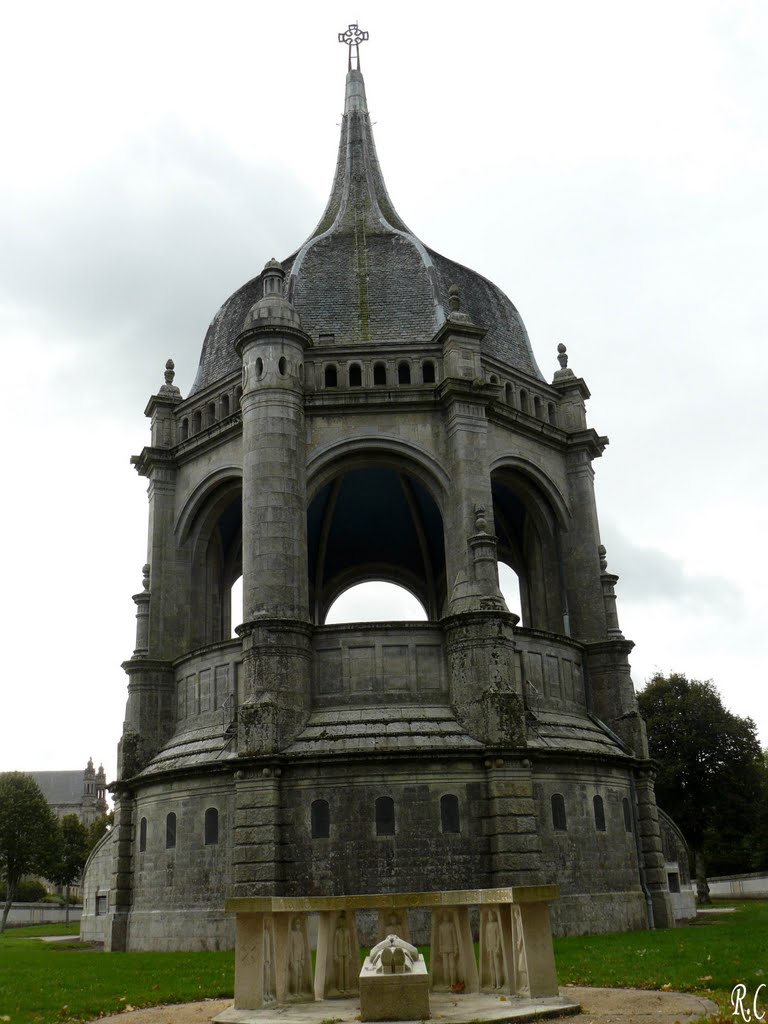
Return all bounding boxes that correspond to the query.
[28,771,84,806]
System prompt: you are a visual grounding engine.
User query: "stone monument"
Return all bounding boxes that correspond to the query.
[81,25,675,952]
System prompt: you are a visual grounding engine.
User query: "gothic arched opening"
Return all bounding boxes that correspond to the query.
[307,464,446,624]
[325,581,427,624]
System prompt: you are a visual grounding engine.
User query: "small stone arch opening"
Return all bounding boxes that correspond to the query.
[349,363,362,387]
[551,794,567,831]
[397,361,411,385]
[440,794,461,834]
[166,812,177,849]
[504,383,513,404]
[547,402,557,426]
[206,402,216,427]
[311,799,330,839]
[422,360,436,384]
[373,362,387,386]
[593,795,606,832]
[375,796,395,836]
[204,807,219,846]
[324,365,338,388]
[139,817,147,852]
[192,410,202,434]
[180,418,189,441]
[220,394,230,418]
[278,356,287,376]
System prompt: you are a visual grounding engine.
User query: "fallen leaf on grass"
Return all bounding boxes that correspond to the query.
[698,975,713,981]
[660,984,672,991]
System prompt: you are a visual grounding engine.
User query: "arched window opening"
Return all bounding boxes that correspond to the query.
[324,365,338,388]
[533,396,542,419]
[504,383,513,404]
[230,574,243,638]
[440,794,461,834]
[373,362,387,386]
[278,356,287,376]
[622,797,632,833]
[492,469,565,634]
[139,817,147,852]
[422,360,436,384]
[397,361,411,385]
[547,402,556,426]
[551,793,567,831]
[349,363,362,387]
[235,385,243,406]
[325,582,427,625]
[180,418,189,441]
[311,799,330,839]
[204,807,219,845]
[307,465,446,625]
[206,402,216,427]
[593,795,606,832]
[375,796,395,836]
[192,410,202,434]
[519,389,529,413]
[497,562,523,624]
[256,357,264,377]
[220,394,230,418]
[490,375,499,385]
[166,812,177,849]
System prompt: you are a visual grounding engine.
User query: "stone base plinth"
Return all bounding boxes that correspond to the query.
[359,956,430,1022]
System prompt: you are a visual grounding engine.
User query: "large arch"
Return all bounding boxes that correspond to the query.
[177,472,243,648]
[490,460,569,634]
[306,447,447,625]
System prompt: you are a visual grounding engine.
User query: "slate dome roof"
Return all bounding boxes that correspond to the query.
[189,69,543,395]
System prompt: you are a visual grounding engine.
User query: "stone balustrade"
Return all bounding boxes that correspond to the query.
[224,885,560,1012]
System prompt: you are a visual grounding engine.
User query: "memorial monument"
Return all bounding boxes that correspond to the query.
[81,24,674,952]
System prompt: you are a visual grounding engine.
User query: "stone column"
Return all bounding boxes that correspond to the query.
[484,759,544,888]
[104,787,134,952]
[232,767,284,897]
[436,300,524,746]
[634,772,675,929]
[234,261,313,754]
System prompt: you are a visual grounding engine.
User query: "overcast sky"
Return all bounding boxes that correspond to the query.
[1,0,765,785]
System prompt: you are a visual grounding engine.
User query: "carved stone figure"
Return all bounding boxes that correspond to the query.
[485,910,504,988]
[333,912,352,992]
[289,917,305,995]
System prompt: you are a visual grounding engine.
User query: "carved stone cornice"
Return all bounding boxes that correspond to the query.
[130,446,178,478]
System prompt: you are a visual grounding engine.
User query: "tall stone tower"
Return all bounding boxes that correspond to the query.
[82,37,673,952]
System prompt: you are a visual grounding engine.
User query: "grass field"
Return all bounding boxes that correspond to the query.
[1,902,764,1024]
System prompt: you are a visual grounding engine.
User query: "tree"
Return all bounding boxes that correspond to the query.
[637,672,766,903]
[86,811,114,853]
[0,773,61,931]
[50,814,90,924]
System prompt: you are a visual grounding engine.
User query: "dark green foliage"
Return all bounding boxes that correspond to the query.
[0,773,62,931]
[0,878,49,902]
[51,815,90,890]
[86,811,114,852]
[638,673,768,889]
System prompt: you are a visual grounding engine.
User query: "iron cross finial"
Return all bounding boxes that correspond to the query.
[338,22,368,72]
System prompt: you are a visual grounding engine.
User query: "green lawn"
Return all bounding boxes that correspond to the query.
[0,930,233,1024]
[554,900,768,1016]
[1,903,764,1024]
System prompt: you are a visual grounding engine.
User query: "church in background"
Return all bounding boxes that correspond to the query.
[29,758,108,827]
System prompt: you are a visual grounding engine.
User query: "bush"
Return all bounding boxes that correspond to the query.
[0,878,49,903]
